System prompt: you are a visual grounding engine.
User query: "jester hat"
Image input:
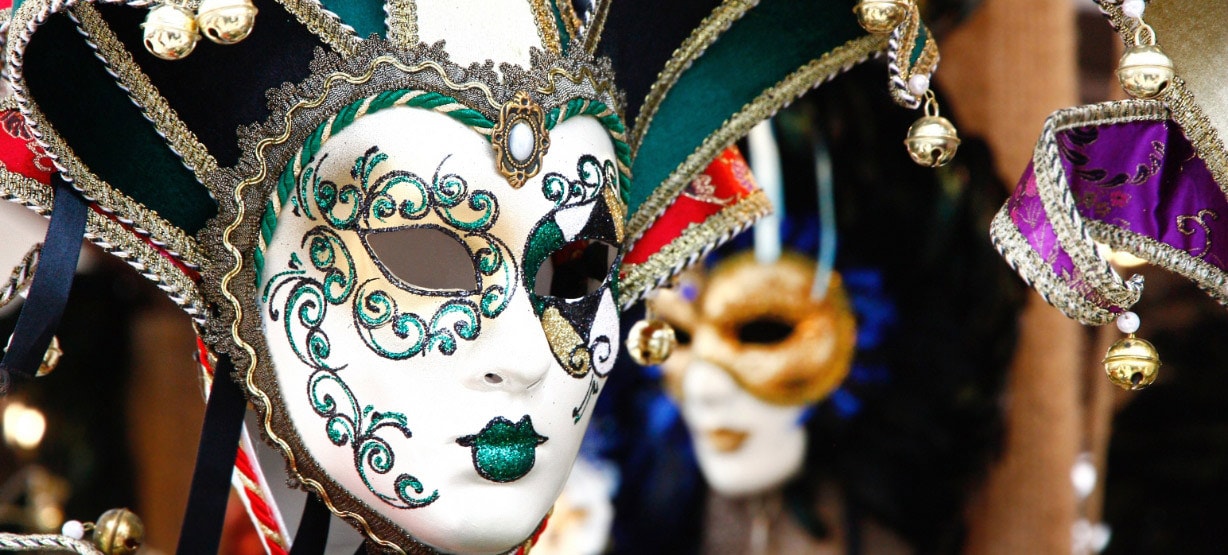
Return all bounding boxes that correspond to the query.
[0,0,944,552]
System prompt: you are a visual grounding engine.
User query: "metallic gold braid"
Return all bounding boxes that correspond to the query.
[629,0,756,160]
[70,3,220,187]
[0,243,39,310]
[529,0,563,55]
[554,0,582,41]
[0,170,206,320]
[0,533,101,554]
[619,190,771,308]
[277,0,361,56]
[1100,2,1228,199]
[579,0,611,54]
[988,209,1116,325]
[625,34,883,243]
[385,0,418,48]
[5,0,207,270]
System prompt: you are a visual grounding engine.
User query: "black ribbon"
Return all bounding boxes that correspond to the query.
[176,356,247,555]
[0,177,86,393]
[289,492,331,555]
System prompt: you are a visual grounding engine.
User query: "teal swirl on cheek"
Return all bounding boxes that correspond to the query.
[309,369,439,508]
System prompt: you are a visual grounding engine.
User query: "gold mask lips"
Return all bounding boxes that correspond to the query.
[656,252,858,407]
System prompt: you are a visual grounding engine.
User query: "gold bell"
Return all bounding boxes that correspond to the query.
[196,0,258,45]
[904,91,960,167]
[92,508,145,555]
[1103,334,1161,390]
[1116,24,1175,100]
[626,318,676,366]
[36,335,61,377]
[853,0,912,35]
[142,4,200,60]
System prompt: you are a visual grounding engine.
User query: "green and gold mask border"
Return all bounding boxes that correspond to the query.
[200,39,623,553]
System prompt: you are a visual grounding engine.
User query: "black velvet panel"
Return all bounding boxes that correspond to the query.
[96,0,328,167]
[597,0,721,126]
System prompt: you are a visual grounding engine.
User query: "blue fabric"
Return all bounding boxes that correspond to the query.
[0,178,86,391]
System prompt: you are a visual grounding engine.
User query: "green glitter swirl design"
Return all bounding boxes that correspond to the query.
[309,369,440,508]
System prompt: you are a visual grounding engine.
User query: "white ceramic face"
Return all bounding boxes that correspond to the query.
[259,105,622,554]
[679,358,807,498]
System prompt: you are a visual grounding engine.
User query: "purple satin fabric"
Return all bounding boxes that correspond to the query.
[1006,118,1228,310]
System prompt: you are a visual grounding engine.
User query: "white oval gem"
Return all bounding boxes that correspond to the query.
[508,121,534,163]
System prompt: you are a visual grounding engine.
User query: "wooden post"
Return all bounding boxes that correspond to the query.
[938,1,1086,554]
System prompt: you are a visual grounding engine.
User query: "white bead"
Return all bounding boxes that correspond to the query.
[61,520,84,540]
[908,73,930,96]
[508,121,534,162]
[1122,0,1145,19]
[1116,311,1140,334]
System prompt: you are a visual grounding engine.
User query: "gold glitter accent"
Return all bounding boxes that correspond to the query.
[542,306,591,377]
[385,0,418,48]
[0,169,206,319]
[619,189,771,308]
[71,3,220,184]
[602,181,625,242]
[529,0,563,55]
[625,34,883,244]
[629,0,757,161]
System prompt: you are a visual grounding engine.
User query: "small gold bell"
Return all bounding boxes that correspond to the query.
[904,91,960,167]
[853,0,911,35]
[196,0,258,45]
[142,4,200,60]
[1117,46,1175,100]
[36,335,61,377]
[626,319,676,366]
[1103,334,1161,390]
[92,508,145,555]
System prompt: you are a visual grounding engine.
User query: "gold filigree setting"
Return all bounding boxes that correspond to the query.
[491,92,549,189]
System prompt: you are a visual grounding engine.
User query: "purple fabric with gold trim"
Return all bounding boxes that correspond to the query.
[993,101,1228,324]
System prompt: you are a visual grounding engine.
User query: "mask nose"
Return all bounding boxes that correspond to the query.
[466,296,554,392]
[682,358,740,409]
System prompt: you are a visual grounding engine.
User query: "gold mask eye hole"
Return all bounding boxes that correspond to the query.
[733,317,795,345]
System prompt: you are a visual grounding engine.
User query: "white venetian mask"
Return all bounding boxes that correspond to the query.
[234,48,627,553]
[655,253,857,498]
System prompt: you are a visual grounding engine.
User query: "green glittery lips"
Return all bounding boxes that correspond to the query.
[456,416,548,483]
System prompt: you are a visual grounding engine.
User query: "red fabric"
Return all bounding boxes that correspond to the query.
[622,145,759,267]
[0,109,54,185]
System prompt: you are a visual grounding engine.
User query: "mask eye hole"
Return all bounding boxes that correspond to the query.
[735,317,794,345]
[533,239,618,300]
[365,227,478,292]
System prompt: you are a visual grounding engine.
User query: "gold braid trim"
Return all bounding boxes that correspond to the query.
[1102,3,1228,199]
[554,0,582,42]
[6,0,206,271]
[276,0,361,56]
[385,0,418,48]
[619,190,771,308]
[529,0,563,55]
[626,34,883,243]
[71,4,220,186]
[579,0,611,54]
[0,169,206,320]
[629,0,756,161]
